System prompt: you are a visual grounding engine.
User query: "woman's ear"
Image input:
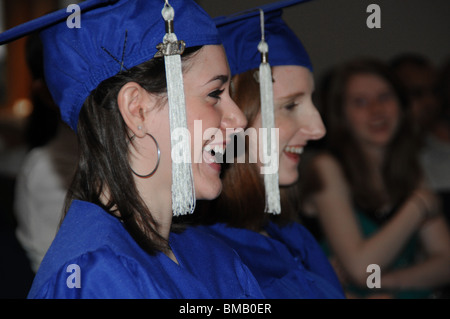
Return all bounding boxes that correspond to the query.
[117,82,152,138]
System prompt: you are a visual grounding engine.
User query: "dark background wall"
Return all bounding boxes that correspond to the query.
[197,0,450,81]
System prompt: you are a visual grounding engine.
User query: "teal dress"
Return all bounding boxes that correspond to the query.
[320,207,432,299]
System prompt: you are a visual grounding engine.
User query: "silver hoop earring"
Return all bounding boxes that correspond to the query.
[129,133,161,178]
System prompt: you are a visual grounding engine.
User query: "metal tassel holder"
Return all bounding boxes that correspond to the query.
[155,0,195,216]
[257,9,281,214]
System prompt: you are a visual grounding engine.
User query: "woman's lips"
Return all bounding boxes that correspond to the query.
[202,142,226,172]
[283,145,304,163]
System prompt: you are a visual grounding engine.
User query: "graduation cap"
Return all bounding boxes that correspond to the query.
[214,0,313,215]
[214,0,313,77]
[0,0,222,216]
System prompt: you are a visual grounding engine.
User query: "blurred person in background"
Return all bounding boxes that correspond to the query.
[299,58,450,298]
[391,54,450,226]
[14,32,78,273]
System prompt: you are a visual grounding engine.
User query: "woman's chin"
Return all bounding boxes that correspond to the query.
[278,171,299,187]
[194,183,222,201]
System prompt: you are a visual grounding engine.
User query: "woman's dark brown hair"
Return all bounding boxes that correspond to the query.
[64,47,201,255]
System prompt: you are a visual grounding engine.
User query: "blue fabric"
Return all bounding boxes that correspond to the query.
[197,222,345,299]
[0,0,220,131]
[28,200,264,299]
[215,0,313,76]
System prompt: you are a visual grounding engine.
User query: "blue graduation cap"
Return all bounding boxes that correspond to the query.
[0,0,221,216]
[214,0,313,77]
[0,0,220,131]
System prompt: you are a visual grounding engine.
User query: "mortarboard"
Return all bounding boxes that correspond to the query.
[0,0,222,216]
[214,0,313,77]
[0,0,220,131]
[214,0,314,214]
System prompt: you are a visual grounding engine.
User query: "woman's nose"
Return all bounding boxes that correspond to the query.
[221,97,248,130]
[301,107,326,141]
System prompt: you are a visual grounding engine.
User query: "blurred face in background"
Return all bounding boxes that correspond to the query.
[343,72,401,149]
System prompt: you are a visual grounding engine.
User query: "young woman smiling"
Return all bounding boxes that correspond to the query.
[183,3,345,299]
[0,0,263,299]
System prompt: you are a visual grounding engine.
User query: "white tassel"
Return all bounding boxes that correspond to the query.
[258,9,281,215]
[157,1,195,216]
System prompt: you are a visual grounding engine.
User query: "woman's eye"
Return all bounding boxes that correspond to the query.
[284,102,298,111]
[208,88,225,100]
[351,97,368,108]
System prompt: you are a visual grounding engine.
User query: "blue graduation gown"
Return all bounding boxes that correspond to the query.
[197,222,345,299]
[28,200,264,299]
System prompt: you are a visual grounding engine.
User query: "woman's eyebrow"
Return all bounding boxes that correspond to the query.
[278,92,305,103]
[204,74,229,86]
